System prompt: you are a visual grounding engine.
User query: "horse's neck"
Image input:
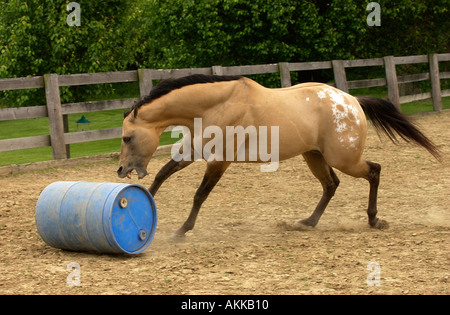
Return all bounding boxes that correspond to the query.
[138,80,243,131]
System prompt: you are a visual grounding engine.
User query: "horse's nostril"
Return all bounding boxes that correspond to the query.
[117,166,123,174]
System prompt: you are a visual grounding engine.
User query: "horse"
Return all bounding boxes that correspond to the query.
[117,74,440,238]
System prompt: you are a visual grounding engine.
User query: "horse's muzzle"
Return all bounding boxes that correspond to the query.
[117,166,129,178]
[117,166,148,179]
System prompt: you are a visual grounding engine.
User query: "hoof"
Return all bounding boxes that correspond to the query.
[169,232,186,242]
[370,219,389,230]
[277,221,314,231]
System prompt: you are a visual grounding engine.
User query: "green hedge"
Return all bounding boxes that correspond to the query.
[1,0,448,106]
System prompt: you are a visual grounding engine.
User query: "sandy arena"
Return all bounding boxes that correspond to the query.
[0,111,448,295]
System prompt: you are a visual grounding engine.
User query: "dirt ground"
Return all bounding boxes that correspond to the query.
[0,112,449,295]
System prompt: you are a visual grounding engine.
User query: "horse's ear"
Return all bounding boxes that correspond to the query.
[126,109,136,123]
[124,101,138,121]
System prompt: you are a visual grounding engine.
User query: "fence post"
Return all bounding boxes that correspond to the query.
[332,60,348,93]
[384,56,401,111]
[428,53,442,111]
[278,62,292,87]
[44,73,67,160]
[63,114,71,158]
[212,65,224,76]
[138,69,153,97]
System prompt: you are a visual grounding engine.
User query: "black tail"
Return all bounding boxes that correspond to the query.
[357,96,441,161]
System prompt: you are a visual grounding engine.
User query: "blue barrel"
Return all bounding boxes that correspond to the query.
[35,181,157,254]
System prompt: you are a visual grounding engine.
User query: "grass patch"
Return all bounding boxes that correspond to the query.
[400,97,450,114]
[349,86,388,99]
[350,86,450,114]
[0,108,182,166]
[0,117,50,140]
[0,131,181,166]
[0,146,53,166]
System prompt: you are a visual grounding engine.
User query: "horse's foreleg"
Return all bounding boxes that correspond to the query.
[173,161,231,238]
[149,159,193,196]
[297,151,340,228]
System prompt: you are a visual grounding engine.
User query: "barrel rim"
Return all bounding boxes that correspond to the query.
[104,183,158,254]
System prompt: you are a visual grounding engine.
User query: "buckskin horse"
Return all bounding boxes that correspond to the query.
[117,74,440,238]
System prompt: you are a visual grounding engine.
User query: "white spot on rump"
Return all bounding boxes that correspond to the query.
[328,89,346,107]
[319,87,361,150]
[317,91,326,99]
[325,88,361,133]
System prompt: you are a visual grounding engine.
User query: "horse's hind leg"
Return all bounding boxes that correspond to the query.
[173,161,231,238]
[296,150,340,228]
[338,159,387,229]
[149,159,193,196]
[363,161,387,229]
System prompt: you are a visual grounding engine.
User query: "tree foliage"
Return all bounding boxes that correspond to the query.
[0,0,133,76]
[0,0,134,105]
[133,0,448,69]
[133,0,366,68]
[0,0,448,106]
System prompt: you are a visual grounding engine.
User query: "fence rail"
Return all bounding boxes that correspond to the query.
[0,53,449,161]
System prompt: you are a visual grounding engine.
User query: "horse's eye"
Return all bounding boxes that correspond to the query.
[123,136,131,144]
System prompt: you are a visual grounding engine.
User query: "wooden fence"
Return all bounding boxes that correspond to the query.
[0,53,449,161]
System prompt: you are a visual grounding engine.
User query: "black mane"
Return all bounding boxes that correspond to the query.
[124,74,242,118]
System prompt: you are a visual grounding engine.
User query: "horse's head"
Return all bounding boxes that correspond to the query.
[117,112,160,179]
